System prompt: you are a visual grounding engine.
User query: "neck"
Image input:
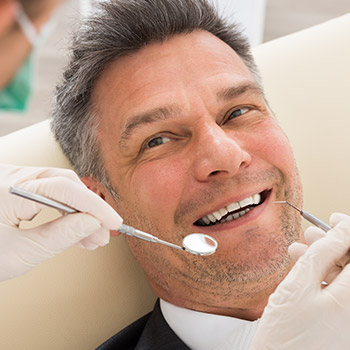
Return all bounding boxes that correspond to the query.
[150,279,271,321]
[147,260,293,320]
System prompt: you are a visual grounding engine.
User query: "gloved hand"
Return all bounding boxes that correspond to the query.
[0,163,122,282]
[250,213,350,350]
[289,217,350,284]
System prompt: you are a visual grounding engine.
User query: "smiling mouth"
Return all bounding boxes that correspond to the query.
[194,190,270,227]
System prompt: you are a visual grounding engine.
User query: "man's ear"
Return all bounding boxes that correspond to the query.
[81,176,106,200]
[81,176,120,237]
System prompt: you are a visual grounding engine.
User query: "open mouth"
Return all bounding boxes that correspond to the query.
[194,190,271,227]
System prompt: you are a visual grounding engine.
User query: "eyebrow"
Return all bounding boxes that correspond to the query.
[216,82,263,101]
[120,104,181,148]
[119,83,263,149]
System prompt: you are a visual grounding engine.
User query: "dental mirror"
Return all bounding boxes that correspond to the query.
[182,233,218,256]
[9,186,218,256]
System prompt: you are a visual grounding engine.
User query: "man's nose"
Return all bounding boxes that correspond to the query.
[191,124,251,182]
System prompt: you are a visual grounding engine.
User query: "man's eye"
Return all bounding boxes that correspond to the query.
[146,136,171,148]
[228,107,250,120]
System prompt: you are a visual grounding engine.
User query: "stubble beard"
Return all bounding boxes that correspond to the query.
[107,164,303,308]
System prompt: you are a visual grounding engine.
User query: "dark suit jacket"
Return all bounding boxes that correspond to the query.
[96,300,190,349]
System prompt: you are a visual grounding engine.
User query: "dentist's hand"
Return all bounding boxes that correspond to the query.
[0,164,122,282]
[250,213,350,350]
[289,215,350,283]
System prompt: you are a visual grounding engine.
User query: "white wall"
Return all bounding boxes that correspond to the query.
[211,0,266,46]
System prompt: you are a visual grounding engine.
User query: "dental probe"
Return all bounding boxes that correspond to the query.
[274,201,331,232]
[9,186,218,256]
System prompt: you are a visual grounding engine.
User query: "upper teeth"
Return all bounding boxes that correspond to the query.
[199,193,261,225]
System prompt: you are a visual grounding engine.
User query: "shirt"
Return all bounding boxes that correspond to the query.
[160,299,259,350]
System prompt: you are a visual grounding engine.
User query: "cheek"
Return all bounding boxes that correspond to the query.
[130,158,188,219]
[249,123,295,171]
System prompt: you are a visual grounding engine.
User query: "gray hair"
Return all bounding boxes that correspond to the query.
[51,0,260,188]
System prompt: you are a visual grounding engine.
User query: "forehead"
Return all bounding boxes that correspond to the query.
[92,30,255,134]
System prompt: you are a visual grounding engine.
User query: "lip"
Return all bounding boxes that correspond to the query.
[192,188,272,233]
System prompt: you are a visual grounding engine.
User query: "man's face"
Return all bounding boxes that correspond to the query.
[91,31,303,318]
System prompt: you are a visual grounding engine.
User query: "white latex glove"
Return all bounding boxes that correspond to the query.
[250,213,350,350]
[0,164,122,281]
[290,215,350,283]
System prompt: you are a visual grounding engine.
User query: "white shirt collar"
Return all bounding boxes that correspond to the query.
[160,299,259,350]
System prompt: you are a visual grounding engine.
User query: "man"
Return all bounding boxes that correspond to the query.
[1,0,350,349]
[48,0,349,349]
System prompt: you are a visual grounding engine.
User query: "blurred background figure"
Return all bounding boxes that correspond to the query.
[0,0,78,134]
[0,0,348,136]
[0,0,66,113]
[0,0,17,35]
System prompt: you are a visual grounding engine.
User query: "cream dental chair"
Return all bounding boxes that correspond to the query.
[0,14,349,349]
